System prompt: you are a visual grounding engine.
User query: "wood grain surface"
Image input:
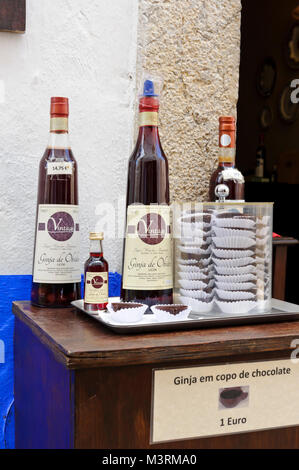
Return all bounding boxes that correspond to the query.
[13,301,299,369]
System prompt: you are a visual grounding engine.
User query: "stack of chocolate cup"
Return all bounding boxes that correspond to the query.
[212,211,267,314]
[178,210,215,312]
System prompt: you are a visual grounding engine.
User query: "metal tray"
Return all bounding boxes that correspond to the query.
[71,299,299,334]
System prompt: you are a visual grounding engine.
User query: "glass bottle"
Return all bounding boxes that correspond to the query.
[209,116,245,202]
[121,79,173,306]
[31,97,81,307]
[255,133,267,179]
[84,232,109,312]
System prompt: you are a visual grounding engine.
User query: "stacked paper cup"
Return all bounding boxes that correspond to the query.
[255,215,272,310]
[178,210,215,312]
[212,211,271,314]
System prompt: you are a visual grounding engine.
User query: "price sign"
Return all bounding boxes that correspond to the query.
[151,359,299,444]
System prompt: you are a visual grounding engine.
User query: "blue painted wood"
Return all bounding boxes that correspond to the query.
[15,318,75,448]
[0,273,121,449]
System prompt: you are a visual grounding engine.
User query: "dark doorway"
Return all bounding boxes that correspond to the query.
[237,0,299,303]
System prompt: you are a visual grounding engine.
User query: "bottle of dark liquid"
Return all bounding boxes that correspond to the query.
[84,232,109,313]
[31,97,81,307]
[271,164,278,184]
[255,133,266,179]
[209,116,245,202]
[121,79,173,306]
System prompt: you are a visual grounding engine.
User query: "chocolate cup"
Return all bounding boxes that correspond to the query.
[155,305,188,316]
[219,387,248,409]
[111,302,143,312]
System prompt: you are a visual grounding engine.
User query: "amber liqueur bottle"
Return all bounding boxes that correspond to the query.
[31,97,81,307]
[121,79,173,306]
[84,232,109,313]
[209,116,245,202]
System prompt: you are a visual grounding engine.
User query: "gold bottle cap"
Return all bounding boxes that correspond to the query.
[89,232,104,240]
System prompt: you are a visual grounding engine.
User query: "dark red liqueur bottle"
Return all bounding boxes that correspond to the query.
[209,116,245,202]
[84,232,109,312]
[121,79,173,306]
[31,97,81,307]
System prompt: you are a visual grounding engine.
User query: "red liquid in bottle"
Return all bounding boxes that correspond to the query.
[84,234,109,312]
[31,98,81,307]
[209,116,245,202]
[121,80,173,306]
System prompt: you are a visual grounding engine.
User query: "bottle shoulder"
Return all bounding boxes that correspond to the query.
[41,147,77,163]
[85,256,108,270]
[129,127,168,163]
[129,145,168,164]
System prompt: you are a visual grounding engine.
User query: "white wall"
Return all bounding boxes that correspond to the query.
[0,0,138,274]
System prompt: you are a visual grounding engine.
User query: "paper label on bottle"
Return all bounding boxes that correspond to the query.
[122,205,173,291]
[218,148,235,164]
[151,359,299,444]
[255,158,264,178]
[220,134,231,147]
[84,272,108,304]
[50,117,68,132]
[47,161,73,175]
[33,204,81,284]
[139,112,159,127]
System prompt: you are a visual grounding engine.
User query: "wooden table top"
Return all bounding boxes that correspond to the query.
[273,237,299,246]
[13,300,299,369]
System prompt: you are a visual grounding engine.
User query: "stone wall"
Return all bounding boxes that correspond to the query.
[137,0,242,201]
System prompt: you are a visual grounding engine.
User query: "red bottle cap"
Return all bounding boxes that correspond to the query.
[50,97,69,117]
[139,96,160,113]
[219,116,236,131]
[219,116,236,148]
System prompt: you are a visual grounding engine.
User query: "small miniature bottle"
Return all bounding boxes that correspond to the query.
[84,233,109,312]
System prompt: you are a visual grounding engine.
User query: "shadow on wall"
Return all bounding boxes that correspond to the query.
[0,273,121,449]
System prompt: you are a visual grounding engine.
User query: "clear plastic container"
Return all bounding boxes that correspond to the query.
[173,202,273,315]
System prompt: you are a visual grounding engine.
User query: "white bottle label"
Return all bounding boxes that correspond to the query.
[256,158,264,178]
[122,205,173,291]
[33,204,81,284]
[84,272,108,304]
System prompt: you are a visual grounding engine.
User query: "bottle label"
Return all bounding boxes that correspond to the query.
[47,162,73,175]
[122,205,173,291]
[219,130,235,148]
[50,117,68,132]
[139,112,159,127]
[84,272,108,304]
[218,148,236,164]
[33,204,81,284]
[256,157,264,178]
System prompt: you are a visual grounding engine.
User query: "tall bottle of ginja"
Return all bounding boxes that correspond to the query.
[121,79,173,306]
[209,116,245,202]
[31,97,81,307]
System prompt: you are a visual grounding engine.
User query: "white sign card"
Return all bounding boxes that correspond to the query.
[151,359,299,444]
